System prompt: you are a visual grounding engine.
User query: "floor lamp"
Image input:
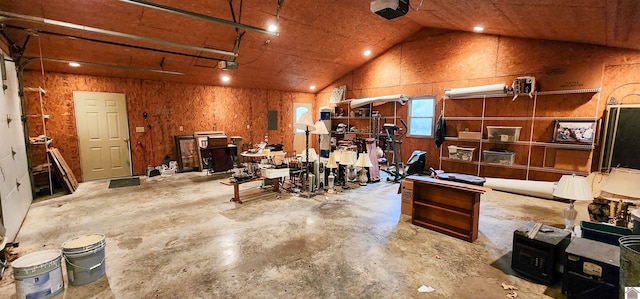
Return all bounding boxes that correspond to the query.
[294,112,315,192]
[552,174,593,231]
[311,120,329,190]
[326,152,338,193]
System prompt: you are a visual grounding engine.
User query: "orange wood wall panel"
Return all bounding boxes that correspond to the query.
[318,29,640,181]
[23,72,312,181]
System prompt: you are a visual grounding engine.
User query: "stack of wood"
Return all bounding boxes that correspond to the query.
[47,148,79,193]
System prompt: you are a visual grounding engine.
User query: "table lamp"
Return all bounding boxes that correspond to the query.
[325,152,338,193]
[600,167,640,226]
[552,174,593,231]
[338,150,355,189]
[354,153,373,186]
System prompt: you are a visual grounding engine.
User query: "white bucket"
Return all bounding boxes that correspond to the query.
[62,234,106,286]
[12,249,64,299]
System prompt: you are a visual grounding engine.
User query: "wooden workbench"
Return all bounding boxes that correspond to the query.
[220,177,280,204]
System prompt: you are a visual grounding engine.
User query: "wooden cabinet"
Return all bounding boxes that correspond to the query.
[410,176,489,242]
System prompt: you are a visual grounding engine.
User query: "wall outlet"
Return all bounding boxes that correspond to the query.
[179,126,183,131]
[136,127,145,133]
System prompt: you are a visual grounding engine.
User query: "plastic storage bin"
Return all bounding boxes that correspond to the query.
[448,145,476,162]
[483,149,515,165]
[487,126,521,142]
[580,221,632,246]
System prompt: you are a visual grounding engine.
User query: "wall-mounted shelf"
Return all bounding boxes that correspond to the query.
[30,139,52,146]
[440,87,601,180]
[439,157,589,176]
[25,87,53,196]
[443,88,601,100]
[444,137,594,150]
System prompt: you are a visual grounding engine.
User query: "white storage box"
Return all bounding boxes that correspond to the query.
[483,149,515,165]
[262,168,290,179]
[448,145,476,162]
[487,126,521,142]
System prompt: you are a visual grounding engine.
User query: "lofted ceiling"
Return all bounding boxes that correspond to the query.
[0,0,639,93]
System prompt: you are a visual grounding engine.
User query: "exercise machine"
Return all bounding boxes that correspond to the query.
[382,119,407,183]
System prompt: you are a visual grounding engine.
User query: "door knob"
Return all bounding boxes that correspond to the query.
[123,138,129,142]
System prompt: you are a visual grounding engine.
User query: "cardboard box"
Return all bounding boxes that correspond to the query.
[458,131,482,140]
[400,179,414,216]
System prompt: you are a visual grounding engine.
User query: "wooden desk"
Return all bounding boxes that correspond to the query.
[220,176,281,204]
[409,176,490,242]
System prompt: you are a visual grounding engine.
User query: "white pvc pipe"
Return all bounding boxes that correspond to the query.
[484,177,556,199]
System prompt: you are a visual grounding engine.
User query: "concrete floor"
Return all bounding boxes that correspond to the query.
[0,171,590,298]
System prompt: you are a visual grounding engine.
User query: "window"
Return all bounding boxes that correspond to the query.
[294,106,310,133]
[408,97,435,137]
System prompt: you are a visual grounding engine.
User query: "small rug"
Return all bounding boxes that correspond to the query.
[108,177,140,189]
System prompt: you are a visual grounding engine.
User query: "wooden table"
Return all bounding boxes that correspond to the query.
[409,176,490,242]
[220,176,281,204]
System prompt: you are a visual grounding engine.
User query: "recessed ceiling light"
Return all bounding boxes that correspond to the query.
[310,85,316,90]
[473,26,484,32]
[69,62,80,67]
[363,49,372,57]
[267,24,278,32]
[221,75,230,82]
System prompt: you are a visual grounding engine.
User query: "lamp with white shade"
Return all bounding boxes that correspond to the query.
[600,167,640,226]
[325,152,338,193]
[552,174,593,231]
[338,150,356,189]
[354,153,373,186]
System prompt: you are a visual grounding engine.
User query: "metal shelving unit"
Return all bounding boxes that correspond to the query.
[440,88,601,179]
[25,87,53,195]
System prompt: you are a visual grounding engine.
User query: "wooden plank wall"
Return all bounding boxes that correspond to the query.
[23,72,314,181]
[316,29,640,181]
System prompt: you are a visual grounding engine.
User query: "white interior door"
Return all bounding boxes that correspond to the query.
[74,91,131,181]
[293,103,312,154]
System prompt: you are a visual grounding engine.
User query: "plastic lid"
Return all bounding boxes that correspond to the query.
[62,234,105,249]
[12,249,61,268]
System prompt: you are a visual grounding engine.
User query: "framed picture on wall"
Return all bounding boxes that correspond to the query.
[552,119,598,144]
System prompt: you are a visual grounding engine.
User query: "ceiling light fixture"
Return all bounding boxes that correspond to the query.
[473,26,484,32]
[221,75,231,82]
[69,62,80,67]
[363,49,372,57]
[268,24,278,32]
[310,85,316,90]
